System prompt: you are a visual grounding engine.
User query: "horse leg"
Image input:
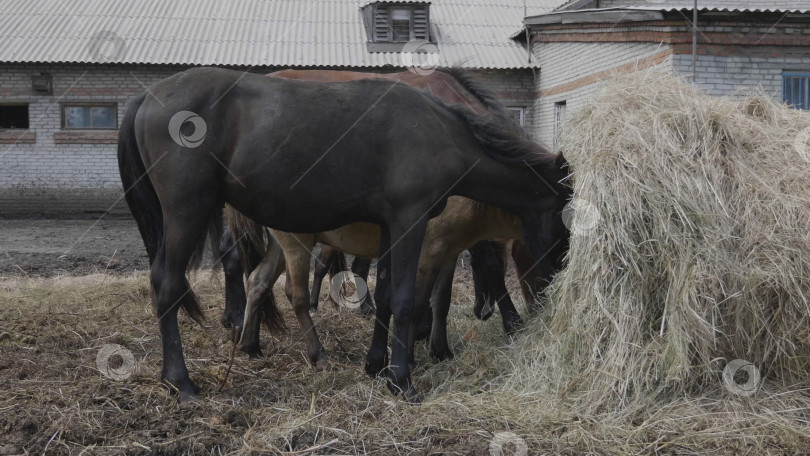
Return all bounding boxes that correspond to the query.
[408,255,445,366]
[238,240,285,358]
[151,212,212,401]
[365,227,392,378]
[470,241,523,335]
[219,227,246,330]
[310,244,339,311]
[284,236,329,370]
[386,219,428,401]
[429,260,457,360]
[470,240,505,320]
[351,257,375,316]
[512,240,544,313]
[414,255,450,342]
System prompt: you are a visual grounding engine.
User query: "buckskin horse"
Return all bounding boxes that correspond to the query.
[118,66,570,401]
[228,195,563,367]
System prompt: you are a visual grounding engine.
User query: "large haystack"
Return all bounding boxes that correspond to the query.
[513,71,810,411]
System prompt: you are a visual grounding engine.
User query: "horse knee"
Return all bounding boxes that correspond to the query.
[221,249,242,277]
[150,271,185,313]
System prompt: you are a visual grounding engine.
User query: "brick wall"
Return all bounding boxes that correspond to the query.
[0,63,531,216]
[529,15,810,146]
[531,41,673,146]
[468,69,538,135]
[0,63,190,216]
[670,46,810,97]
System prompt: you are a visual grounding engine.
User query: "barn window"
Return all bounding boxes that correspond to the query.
[0,104,30,129]
[62,103,117,129]
[554,101,567,148]
[362,2,431,51]
[506,107,525,126]
[783,73,810,110]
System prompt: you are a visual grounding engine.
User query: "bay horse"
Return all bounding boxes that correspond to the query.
[118,66,570,401]
[229,195,554,367]
[310,240,558,337]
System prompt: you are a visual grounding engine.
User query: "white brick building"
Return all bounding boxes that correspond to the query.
[527,1,810,146]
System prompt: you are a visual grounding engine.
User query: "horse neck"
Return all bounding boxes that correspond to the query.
[474,203,523,239]
[456,155,562,219]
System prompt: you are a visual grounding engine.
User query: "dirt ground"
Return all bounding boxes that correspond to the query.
[0,218,523,455]
[0,218,150,277]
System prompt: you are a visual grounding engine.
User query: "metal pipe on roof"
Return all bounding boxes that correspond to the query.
[692,0,698,83]
[525,0,531,64]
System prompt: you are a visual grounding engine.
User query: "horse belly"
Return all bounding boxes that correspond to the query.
[316,223,381,258]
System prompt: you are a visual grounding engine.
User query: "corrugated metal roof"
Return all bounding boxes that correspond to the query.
[0,0,564,68]
[554,0,810,14]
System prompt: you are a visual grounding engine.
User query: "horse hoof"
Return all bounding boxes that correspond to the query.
[504,318,524,337]
[313,358,331,372]
[360,303,375,317]
[364,356,388,378]
[220,314,232,329]
[163,377,200,402]
[386,380,421,403]
[178,390,199,403]
[239,342,263,359]
[430,346,455,362]
[474,298,495,321]
[230,325,243,344]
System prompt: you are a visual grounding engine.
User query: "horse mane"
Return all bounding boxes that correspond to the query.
[439,99,560,168]
[433,67,561,169]
[436,67,528,138]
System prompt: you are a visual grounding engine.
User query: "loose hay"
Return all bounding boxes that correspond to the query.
[460,71,810,453]
[526,71,810,407]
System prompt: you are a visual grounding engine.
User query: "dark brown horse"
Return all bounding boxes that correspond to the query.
[119,67,570,401]
[215,68,555,363]
[216,67,535,332]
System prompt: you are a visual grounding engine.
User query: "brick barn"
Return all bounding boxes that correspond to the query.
[1,0,809,216]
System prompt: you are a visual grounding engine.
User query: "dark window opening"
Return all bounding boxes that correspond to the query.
[62,103,117,129]
[784,73,810,110]
[390,8,412,42]
[554,101,567,149]
[506,107,525,126]
[363,3,430,49]
[0,104,29,129]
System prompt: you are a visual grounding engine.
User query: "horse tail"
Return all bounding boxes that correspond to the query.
[223,204,268,274]
[329,250,349,278]
[117,93,205,322]
[223,204,285,332]
[437,67,528,138]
